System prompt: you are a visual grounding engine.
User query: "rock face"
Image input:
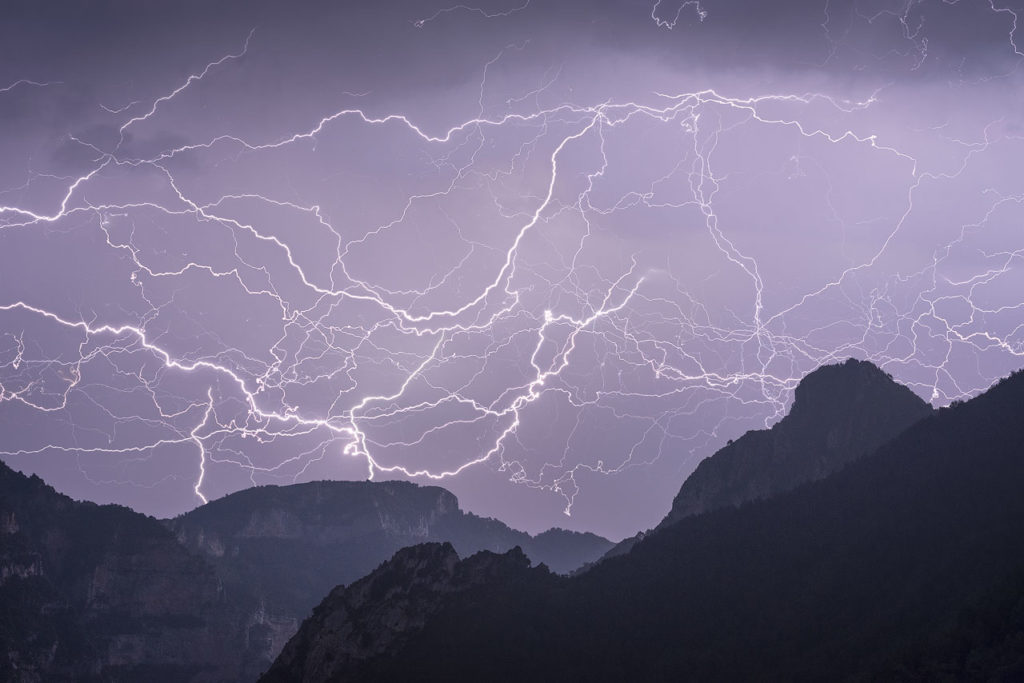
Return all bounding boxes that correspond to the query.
[259,543,545,683]
[658,358,932,528]
[0,463,239,682]
[165,479,611,672]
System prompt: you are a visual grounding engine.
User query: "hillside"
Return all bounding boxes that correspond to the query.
[660,358,933,527]
[0,463,240,682]
[594,359,932,565]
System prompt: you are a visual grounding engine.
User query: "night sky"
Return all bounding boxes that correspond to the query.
[1,0,1022,540]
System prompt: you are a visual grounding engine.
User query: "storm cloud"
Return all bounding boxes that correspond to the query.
[1,0,1022,539]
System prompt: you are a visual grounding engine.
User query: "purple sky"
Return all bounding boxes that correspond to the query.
[1,0,1022,540]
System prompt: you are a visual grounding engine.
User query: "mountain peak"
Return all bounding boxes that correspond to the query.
[789,358,913,418]
[658,358,932,528]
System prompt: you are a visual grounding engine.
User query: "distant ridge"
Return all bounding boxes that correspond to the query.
[166,477,612,670]
[169,478,610,580]
[0,467,610,681]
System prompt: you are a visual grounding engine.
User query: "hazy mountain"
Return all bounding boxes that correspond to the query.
[263,367,1024,681]
[591,359,933,565]
[0,468,610,681]
[165,479,611,668]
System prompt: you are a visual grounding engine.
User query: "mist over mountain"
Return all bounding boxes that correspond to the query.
[0,469,609,681]
[165,478,610,669]
[264,364,1024,681]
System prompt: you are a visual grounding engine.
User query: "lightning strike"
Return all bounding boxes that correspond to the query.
[1,0,1023,535]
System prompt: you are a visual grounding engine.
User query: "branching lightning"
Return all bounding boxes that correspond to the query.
[1,0,1022,532]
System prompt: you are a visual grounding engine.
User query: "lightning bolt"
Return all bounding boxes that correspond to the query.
[650,0,708,29]
[413,0,532,28]
[1,1,1022,531]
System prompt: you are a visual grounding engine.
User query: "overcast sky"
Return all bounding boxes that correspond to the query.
[1,0,1023,540]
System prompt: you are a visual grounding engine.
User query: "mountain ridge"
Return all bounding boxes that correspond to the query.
[661,357,933,526]
[164,476,612,671]
[264,365,1024,681]
[590,358,933,566]
[0,463,611,681]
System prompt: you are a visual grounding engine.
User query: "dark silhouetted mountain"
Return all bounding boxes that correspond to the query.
[587,359,932,568]
[0,461,241,682]
[264,368,1024,682]
[659,358,933,528]
[878,567,1024,680]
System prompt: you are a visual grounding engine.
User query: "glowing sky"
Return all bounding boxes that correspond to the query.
[1,0,1022,540]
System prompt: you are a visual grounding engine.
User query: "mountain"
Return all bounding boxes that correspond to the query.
[165,479,611,669]
[660,358,933,527]
[261,543,542,683]
[885,566,1024,680]
[0,462,241,682]
[263,367,1024,681]
[0,466,610,681]
[588,359,932,567]
[586,358,932,568]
